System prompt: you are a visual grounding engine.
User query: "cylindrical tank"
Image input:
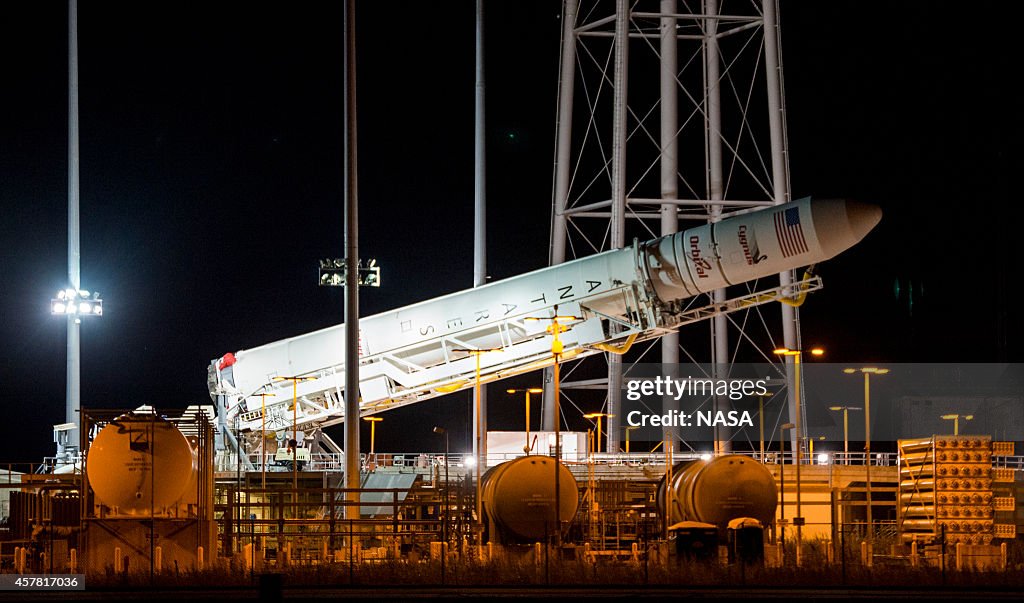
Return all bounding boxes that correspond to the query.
[86,413,197,515]
[481,456,578,543]
[659,455,777,527]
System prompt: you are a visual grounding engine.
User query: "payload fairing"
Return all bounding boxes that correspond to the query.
[209,198,880,437]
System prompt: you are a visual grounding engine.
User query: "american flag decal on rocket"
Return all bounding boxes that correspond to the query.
[774,206,809,258]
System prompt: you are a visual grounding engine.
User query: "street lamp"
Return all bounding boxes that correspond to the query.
[272,375,317,495]
[583,413,614,454]
[773,346,823,568]
[779,422,795,566]
[452,346,503,541]
[829,405,863,465]
[624,426,640,454]
[249,391,277,489]
[941,413,973,436]
[806,435,825,459]
[507,388,543,454]
[364,416,383,457]
[843,366,889,553]
[756,390,776,462]
[524,306,582,546]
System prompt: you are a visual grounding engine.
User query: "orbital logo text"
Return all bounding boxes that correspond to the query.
[689,236,712,278]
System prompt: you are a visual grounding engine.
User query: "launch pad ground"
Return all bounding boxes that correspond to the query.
[2,465,1023,601]
[3,570,1024,602]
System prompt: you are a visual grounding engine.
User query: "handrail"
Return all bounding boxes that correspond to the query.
[217,449,1024,473]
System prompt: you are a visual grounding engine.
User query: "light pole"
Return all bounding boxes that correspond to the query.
[433,425,449,568]
[625,426,639,454]
[828,405,862,464]
[249,392,277,489]
[941,413,973,436]
[51,288,102,457]
[57,2,94,461]
[507,388,542,454]
[844,367,889,554]
[807,435,825,459]
[583,413,613,454]
[774,346,823,568]
[779,422,795,565]
[452,346,502,542]
[272,375,317,496]
[317,252,382,522]
[524,306,581,546]
[757,391,775,462]
[364,417,383,457]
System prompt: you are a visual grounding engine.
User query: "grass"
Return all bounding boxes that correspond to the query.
[70,548,1024,591]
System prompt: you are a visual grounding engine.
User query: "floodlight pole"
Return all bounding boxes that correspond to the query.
[343,0,362,521]
[66,0,81,440]
[473,0,489,476]
[52,1,105,458]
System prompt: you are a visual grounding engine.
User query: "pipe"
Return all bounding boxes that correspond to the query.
[592,333,638,355]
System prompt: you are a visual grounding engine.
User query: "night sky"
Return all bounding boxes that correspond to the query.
[0,2,1020,463]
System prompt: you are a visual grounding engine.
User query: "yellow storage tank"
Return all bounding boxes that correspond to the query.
[86,413,197,515]
[659,455,777,527]
[481,456,578,543]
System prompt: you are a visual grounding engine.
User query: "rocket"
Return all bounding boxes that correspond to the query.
[210,197,880,434]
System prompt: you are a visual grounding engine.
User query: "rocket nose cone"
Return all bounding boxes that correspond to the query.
[845,200,883,240]
[811,199,882,259]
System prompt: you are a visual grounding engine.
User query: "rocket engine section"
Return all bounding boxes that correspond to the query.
[86,413,198,516]
[481,456,579,543]
[659,455,777,528]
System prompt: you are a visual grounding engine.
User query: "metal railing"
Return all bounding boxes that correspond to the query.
[216,449,1024,474]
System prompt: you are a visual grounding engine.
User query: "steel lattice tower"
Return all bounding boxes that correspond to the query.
[543,0,806,455]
